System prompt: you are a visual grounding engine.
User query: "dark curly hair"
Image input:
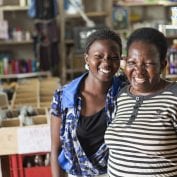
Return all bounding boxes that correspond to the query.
[127,27,168,62]
[85,28,122,55]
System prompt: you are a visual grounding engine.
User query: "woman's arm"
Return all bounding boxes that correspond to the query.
[50,115,65,177]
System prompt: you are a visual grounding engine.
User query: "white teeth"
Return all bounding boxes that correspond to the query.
[135,78,145,83]
[100,68,110,74]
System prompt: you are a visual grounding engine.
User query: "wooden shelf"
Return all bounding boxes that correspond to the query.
[34,19,55,24]
[65,39,74,45]
[0,5,28,11]
[65,11,108,19]
[165,74,177,79]
[116,1,177,7]
[0,40,33,45]
[160,25,177,30]
[0,71,51,79]
[160,2,177,7]
[166,35,177,39]
[66,68,84,74]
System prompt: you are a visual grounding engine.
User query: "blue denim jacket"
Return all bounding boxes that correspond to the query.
[50,73,122,177]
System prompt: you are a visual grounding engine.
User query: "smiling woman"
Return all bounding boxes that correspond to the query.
[105,27,177,177]
[50,29,124,177]
[125,40,163,94]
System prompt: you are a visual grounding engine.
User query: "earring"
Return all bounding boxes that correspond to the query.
[85,63,89,70]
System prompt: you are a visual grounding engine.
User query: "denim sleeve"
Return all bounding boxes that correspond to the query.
[50,88,62,117]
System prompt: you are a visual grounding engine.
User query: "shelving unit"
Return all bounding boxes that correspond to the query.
[0,0,36,80]
[0,2,33,57]
[57,0,177,83]
[159,24,177,80]
[0,40,33,45]
[0,5,28,11]
[0,71,51,79]
[58,0,113,84]
[113,1,177,33]
[113,1,177,81]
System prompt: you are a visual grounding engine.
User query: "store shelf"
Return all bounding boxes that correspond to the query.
[65,39,74,45]
[0,5,28,11]
[65,11,108,19]
[159,25,177,30]
[159,25,177,38]
[0,71,51,79]
[165,74,177,80]
[66,68,84,74]
[116,1,177,7]
[34,19,54,24]
[160,2,177,7]
[0,40,33,45]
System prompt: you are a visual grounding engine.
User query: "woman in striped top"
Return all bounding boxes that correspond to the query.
[105,27,177,177]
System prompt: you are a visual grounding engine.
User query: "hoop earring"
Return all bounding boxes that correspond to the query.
[85,63,89,70]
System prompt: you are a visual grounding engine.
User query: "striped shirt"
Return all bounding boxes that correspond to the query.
[105,82,177,177]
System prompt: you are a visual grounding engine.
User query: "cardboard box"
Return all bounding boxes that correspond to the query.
[0,108,50,155]
[0,124,51,155]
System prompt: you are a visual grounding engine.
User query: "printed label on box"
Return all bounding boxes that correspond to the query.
[17,125,51,154]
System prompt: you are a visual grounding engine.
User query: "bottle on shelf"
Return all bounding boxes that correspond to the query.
[19,0,26,7]
[167,39,177,75]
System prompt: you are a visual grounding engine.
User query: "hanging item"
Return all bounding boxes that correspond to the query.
[28,0,58,19]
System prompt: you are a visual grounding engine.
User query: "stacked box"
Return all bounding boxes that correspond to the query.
[39,77,59,108]
[0,107,50,155]
[10,77,60,109]
[11,79,39,109]
[0,108,48,127]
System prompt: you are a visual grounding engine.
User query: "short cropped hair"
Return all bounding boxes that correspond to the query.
[127,27,168,62]
[85,29,122,55]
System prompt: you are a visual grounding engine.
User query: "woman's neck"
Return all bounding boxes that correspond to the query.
[82,75,112,95]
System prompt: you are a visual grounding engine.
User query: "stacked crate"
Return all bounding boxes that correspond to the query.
[0,106,51,177]
[11,77,60,109]
[0,107,48,128]
[0,77,59,177]
[38,77,60,108]
[11,79,39,109]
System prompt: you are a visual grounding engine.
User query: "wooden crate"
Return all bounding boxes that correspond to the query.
[11,77,60,109]
[11,79,39,109]
[0,108,49,128]
[39,78,59,108]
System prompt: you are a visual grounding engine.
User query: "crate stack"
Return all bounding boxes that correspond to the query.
[11,79,39,109]
[0,107,48,128]
[0,77,60,177]
[39,78,60,108]
[11,77,60,109]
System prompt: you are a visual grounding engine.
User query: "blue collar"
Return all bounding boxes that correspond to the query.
[111,76,122,97]
[62,72,122,108]
[62,73,87,108]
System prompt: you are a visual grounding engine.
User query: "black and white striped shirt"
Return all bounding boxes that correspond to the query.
[105,82,177,177]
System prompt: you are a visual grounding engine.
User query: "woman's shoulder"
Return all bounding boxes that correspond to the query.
[119,84,129,93]
[166,81,177,95]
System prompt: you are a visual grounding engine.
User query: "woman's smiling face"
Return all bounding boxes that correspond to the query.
[125,41,163,94]
[85,39,121,82]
